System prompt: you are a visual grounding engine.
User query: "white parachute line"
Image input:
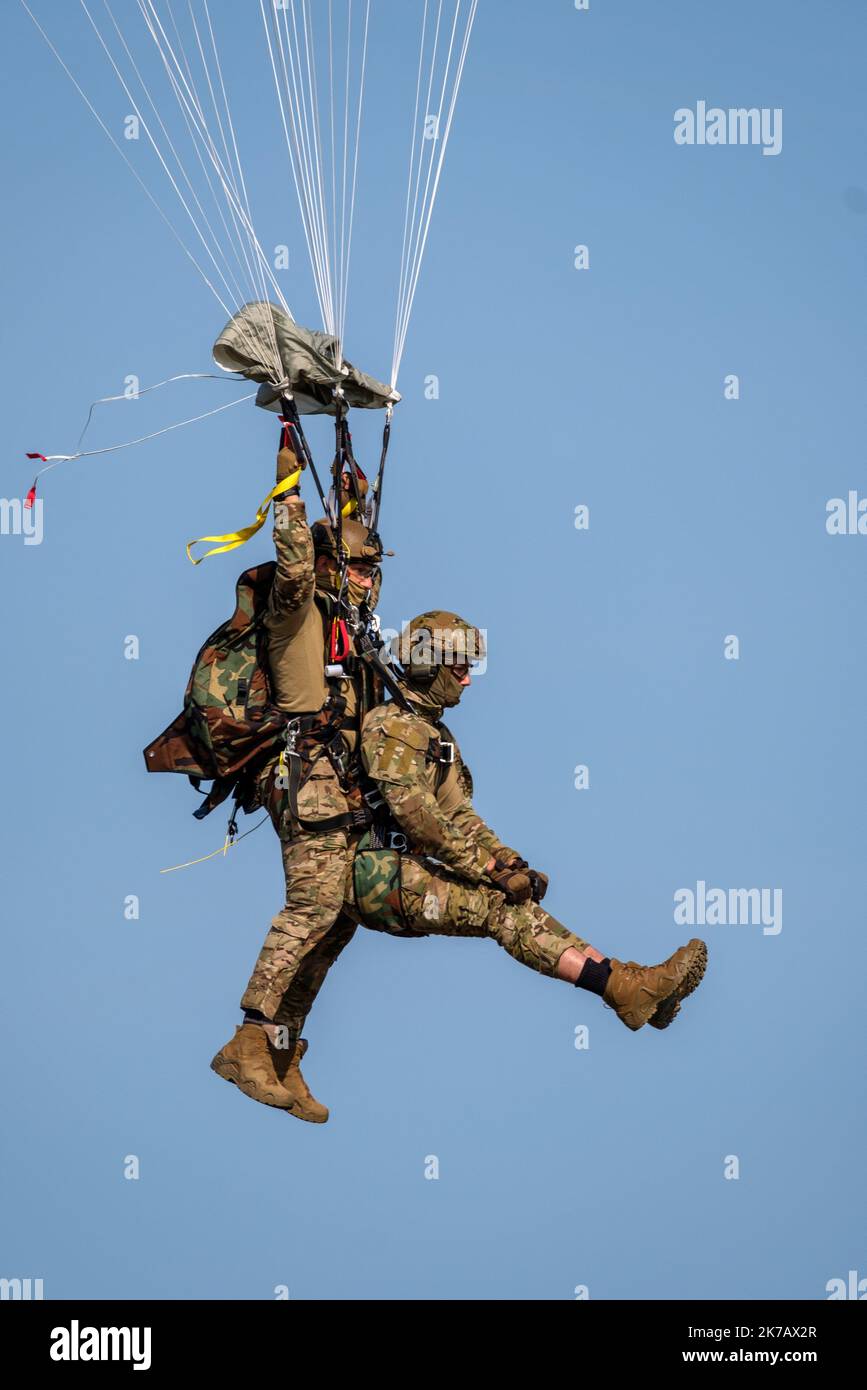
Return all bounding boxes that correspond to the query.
[138,0,283,342]
[101,0,253,333]
[273,0,333,333]
[259,0,329,334]
[393,0,445,385]
[336,0,352,365]
[259,0,319,288]
[328,0,338,343]
[299,0,336,347]
[338,0,369,367]
[74,370,245,450]
[280,0,332,332]
[31,390,258,477]
[172,0,266,313]
[19,0,235,319]
[260,0,371,361]
[395,0,445,381]
[160,0,258,312]
[88,0,240,313]
[297,0,336,340]
[392,0,433,387]
[134,0,286,374]
[80,0,256,345]
[393,0,477,387]
[397,0,458,368]
[139,0,284,325]
[198,0,282,331]
[195,0,285,366]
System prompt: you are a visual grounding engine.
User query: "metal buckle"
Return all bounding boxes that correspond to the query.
[364,786,386,810]
[285,717,301,754]
[388,831,408,852]
[438,741,455,764]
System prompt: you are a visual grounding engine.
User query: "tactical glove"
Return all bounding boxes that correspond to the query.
[488,855,533,905]
[526,869,549,903]
[277,444,306,489]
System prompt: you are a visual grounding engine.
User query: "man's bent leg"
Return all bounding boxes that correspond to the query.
[241,828,349,1020]
[273,910,359,1046]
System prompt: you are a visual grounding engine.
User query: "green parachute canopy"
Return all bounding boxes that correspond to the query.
[213,301,399,416]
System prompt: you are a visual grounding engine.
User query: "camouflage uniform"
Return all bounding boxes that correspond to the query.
[349,702,592,974]
[238,464,380,1043]
[344,611,708,1037]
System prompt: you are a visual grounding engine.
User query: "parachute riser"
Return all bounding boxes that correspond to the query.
[371,405,393,535]
[279,395,328,517]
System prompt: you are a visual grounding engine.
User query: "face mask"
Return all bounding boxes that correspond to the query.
[347,574,378,609]
[317,559,379,611]
[427,665,466,709]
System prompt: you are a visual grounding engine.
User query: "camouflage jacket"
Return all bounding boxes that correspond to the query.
[360,702,516,881]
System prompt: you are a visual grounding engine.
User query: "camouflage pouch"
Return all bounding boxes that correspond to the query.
[352,834,406,934]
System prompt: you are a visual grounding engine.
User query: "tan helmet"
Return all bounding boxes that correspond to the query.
[311,516,383,608]
[310,516,383,564]
[393,610,486,708]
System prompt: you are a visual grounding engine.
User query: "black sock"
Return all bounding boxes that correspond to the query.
[575,957,611,996]
[243,1009,267,1025]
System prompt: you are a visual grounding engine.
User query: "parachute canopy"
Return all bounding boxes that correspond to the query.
[213,302,398,417]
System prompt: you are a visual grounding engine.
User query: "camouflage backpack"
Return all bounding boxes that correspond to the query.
[143,562,288,819]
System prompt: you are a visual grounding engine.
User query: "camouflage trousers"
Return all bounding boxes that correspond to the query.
[350,850,591,977]
[240,756,358,1039]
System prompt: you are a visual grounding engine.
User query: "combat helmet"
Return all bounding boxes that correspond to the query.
[392,610,486,709]
[311,516,384,609]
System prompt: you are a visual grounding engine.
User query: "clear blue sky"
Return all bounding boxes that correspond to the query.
[1,0,864,1300]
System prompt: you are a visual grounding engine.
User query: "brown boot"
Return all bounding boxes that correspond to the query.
[271,1038,329,1124]
[210,1023,301,1111]
[603,938,708,1032]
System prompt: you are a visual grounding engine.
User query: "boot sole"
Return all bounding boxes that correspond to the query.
[649,939,708,1030]
[284,1102,329,1124]
[211,1053,328,1121]
[210,1054,295,1111]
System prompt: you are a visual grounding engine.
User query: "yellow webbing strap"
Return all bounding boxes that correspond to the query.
[186,470,302,564]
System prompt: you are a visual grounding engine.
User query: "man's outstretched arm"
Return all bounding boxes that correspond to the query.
[266,440,314,639]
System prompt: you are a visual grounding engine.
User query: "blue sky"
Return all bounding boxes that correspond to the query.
[1,0,864,1300]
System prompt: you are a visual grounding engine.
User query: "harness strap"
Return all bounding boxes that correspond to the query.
[281,715,374,834]
[427,736,455,765]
